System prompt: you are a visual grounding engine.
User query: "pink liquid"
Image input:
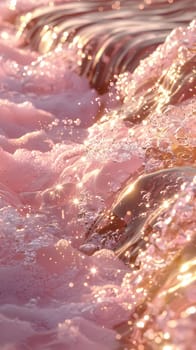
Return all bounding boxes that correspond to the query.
[0,1,195,349]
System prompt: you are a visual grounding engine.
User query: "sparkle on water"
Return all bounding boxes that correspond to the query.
[0,1,195,349]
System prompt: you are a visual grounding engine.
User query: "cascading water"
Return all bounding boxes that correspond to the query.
[0,1,195,349]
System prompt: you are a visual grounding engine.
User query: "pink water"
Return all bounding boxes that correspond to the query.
[0,1,195,349]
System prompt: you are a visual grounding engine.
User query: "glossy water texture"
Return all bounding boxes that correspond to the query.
[0,1,195,349]
[18,0,196,92]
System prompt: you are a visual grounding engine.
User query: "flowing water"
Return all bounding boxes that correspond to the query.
[0,1,195,349]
